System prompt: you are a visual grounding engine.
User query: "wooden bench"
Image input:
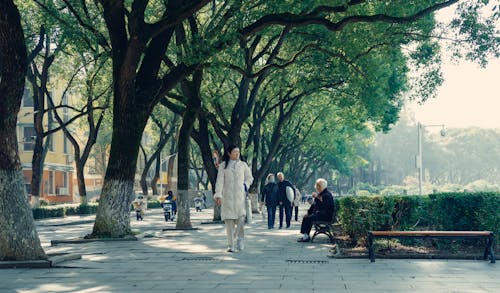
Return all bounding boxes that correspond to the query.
[367,230,496,263]
[311,211,337,243]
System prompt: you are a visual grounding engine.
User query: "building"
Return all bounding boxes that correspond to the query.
[17,86,74,204]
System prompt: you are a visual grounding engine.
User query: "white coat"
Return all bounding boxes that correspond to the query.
[214,159,253,220]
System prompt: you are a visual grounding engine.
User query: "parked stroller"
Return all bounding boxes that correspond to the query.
[162,200,174,221]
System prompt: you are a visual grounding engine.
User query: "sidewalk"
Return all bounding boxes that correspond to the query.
[1,206,498,292]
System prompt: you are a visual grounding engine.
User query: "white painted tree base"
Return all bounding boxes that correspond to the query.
[0,169,46,261]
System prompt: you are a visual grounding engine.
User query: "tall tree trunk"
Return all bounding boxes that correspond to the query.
[91,105,149,237]
[30,135,44,197]
[192,113,220,221]
[175,109,197,229]
[139,148,151,195]
[75,158,87,199]
[166,150,176,191]
[0,0,46,261]
[150,152,160,195]
[27,39,55,199]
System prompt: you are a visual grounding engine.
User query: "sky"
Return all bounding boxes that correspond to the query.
[408,6,500,130]
[409,58,500,130]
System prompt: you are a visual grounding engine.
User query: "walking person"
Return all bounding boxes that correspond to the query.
[277,172,294,229]
[261,173,279,229]
[214,145,253,252]
[132,195,147,221]
[293,187,301,221]
[297,178,335,242]
[166,190,177,218]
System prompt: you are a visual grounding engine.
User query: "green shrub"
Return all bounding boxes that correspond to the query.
[147,200,162,209]
[32,206,65,219]
[32,203,99,219]
[337,192,500,248]
[78,203,98,214]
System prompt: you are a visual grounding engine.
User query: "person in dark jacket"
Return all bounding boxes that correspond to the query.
[166,190,177,216]
[297,178,335,242]
[261,173,279,229]
[277,172,294,229]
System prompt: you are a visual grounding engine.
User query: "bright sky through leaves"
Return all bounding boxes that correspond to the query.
[410,6,500,130]
[410,58,500,129]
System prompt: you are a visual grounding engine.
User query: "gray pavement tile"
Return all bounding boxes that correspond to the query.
[2,207,498,293]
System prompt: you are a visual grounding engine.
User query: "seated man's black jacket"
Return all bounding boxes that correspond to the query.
[307,188,334,222]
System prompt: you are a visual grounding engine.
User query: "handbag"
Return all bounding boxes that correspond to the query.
[286,186,294,203]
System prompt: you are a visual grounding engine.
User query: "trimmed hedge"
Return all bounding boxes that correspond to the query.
[33,201,164,219]
[32,203,99,219]
[336,192,500,247]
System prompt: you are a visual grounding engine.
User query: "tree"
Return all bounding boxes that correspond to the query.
[36,0,497,237]
[138,111,178,195]
[0,0,46,261]
[49,58,111,201]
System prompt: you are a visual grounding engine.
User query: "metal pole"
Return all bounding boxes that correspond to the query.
[417,122,423,196]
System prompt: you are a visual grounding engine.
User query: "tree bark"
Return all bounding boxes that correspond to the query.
[0,0,46,261]
[75,158,87,199]
[91,110,148,237]
[191,113,220,221]
[150,153,160,195]
[27,40,56,198]
[176,109,197,229]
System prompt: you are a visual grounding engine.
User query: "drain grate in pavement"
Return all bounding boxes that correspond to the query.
[286,259,329,264]
[181,257,218,262]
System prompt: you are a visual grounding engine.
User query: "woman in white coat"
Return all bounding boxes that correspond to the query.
[214,145,253,252]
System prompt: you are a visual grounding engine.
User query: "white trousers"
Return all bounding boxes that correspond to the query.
[224,216,245,248]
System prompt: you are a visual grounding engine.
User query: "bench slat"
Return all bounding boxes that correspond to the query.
[369,231,492,237]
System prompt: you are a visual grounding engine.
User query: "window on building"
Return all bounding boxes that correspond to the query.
[23,126,36,151]
[63,135,68,153]
[25,183,31,194]
[62,172,68,188]
[62,93,69,122]
[48,171,55,195]
[22,87,34,107]
[48,135,54,152]
[88,164,97,175]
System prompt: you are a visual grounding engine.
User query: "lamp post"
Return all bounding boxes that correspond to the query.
[416,122,446,195]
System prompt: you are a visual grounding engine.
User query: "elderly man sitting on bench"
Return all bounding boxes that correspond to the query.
[297,178,335,242]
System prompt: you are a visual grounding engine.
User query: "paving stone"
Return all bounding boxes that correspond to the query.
[1,207,498,292]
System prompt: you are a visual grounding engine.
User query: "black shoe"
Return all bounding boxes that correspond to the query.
[297,237,310,243]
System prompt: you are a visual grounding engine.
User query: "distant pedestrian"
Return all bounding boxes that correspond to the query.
[132,195,147,221]
[166,190,177,217]
[277,172,294,229]
[261,173,279,229]
[293,187,301,221]
[214,145,253,252]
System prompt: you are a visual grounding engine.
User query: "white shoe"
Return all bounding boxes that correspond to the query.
[236,239,244,251]
[227,246,235,253]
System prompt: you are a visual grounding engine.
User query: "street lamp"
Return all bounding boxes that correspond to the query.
[416,122,446,195]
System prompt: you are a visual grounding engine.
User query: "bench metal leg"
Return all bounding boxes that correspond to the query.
[368,234,375,262]
[311,224,335,243]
